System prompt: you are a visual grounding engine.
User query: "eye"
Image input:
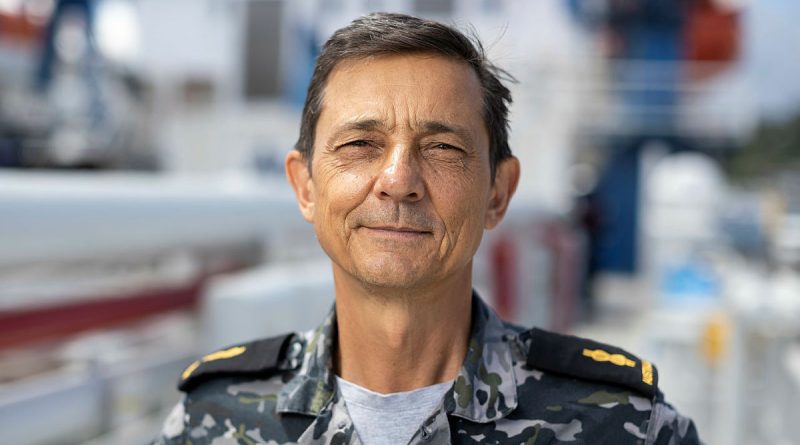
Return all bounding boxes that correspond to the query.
[341,140,372,149]
[432,143,463,152]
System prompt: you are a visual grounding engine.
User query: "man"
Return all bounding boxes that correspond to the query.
[154,13,701,445]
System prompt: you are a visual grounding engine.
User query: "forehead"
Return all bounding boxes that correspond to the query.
[318,53,485,131]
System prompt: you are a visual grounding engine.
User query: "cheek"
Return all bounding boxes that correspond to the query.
[432,176,490,247]
[314,167,374,229]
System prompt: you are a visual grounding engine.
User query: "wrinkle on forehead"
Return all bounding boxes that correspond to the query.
[317,53,487,145]
[328,54,481,102]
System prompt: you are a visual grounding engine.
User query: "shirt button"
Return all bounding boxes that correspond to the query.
[420,426,432,440]
[288,341,303,359]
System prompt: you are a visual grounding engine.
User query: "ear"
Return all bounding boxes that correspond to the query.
[485,156,520,230]
[285,150,315,223]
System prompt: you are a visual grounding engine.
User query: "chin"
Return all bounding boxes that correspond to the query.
[353,259,432,290]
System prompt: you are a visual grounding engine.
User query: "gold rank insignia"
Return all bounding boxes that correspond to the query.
[641,360,654,385]
[182,345,247,380]
[581,348,654,386]
[525,328,659,397]
[177,333,295,393]
[582,348,636,367]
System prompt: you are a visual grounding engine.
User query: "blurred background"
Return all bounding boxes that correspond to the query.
[0,0,798,443]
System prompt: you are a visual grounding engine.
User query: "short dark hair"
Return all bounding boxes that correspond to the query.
[294,12,515,178]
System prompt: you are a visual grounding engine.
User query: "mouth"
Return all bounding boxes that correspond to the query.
[360,225,432,237]
[369,225,429,232]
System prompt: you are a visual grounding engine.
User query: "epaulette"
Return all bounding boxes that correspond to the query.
[525,328,659,398]
[178,333,295,393]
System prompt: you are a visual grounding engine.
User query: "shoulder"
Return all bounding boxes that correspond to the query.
[178,332,298,393]
[154,333,305,445]
[522,327,658,399]
[512,327,702,444]
[502,328,654,440]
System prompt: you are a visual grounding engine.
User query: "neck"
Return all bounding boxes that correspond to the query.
[333,264,473,394]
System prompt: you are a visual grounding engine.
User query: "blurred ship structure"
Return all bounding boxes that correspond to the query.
[566,1,800,444]
[0,0,156,169]
[0,171,326,445]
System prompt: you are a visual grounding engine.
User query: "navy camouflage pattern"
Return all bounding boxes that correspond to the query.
[154,295,702,444]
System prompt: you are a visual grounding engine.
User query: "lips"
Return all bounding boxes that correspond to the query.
[366,225,430,234]
[358,225,433,240]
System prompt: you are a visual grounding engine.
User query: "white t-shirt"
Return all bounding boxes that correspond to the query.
[335,377,453,445]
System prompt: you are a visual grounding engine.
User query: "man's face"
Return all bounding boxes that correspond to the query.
[287,53,517,290]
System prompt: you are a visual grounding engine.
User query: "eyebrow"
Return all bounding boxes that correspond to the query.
[419,121,473,143]
[330,119,473,143]
[333,119,384,134]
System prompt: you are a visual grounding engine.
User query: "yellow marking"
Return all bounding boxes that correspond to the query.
[582,348,636,367]
[202,346,247,362]
[182,360,201,380]
[181,345,248,380]
[642,360,653,385]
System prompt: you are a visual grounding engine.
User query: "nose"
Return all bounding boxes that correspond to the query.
[373,144,425,203]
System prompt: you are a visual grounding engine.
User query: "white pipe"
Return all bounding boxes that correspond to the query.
[0,171,309,266]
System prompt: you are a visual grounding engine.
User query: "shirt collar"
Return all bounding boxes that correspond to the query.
[276,292,518,423]
[445,293,518,423]
[276,305,338,416]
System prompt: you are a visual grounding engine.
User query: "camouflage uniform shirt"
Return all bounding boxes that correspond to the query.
[154,295,701,444]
